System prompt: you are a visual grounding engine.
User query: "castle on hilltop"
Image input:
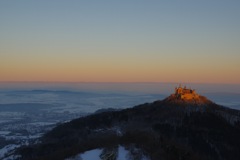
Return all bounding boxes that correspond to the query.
[174,85,199,100]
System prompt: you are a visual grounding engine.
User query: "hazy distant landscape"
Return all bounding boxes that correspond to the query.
[0,82,240,159]
[0,82,164,159]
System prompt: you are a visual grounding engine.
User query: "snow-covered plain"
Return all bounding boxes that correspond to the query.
[0,89,163,159]
[66,146,150,160]
[0,144,20,159]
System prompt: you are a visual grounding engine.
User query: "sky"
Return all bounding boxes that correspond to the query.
[0,0,240,83]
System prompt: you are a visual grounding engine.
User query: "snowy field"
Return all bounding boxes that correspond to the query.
[0,89,164,159]
[66,145,150,160]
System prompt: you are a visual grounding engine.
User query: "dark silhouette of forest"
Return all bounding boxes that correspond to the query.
[18,95,240,160]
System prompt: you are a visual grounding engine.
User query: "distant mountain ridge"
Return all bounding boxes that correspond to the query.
[18,88,240,160]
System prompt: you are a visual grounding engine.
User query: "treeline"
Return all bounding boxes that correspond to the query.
[18,100,240,160]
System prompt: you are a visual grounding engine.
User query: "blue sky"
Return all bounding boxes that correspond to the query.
[0,0,240,83]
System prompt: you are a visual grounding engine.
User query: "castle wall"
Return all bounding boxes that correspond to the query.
[181,94,199,100]
[175,86,199,100]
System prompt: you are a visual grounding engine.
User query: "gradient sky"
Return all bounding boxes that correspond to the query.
[0,0,240,83]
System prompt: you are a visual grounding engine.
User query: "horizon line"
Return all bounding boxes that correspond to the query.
[0,81,239,85]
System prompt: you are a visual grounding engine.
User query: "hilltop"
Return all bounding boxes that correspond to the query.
[18,87,240,160]
[163,85,212,105]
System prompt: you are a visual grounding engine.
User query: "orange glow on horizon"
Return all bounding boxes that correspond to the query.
[1,1,240,85]
[1,59,239,84]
